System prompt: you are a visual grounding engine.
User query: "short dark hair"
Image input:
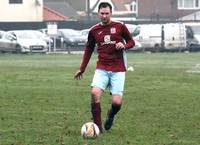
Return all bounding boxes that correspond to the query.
[98,2,112,11]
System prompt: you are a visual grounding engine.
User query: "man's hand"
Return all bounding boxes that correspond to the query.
[116,42,125,50]
[74,69,84,80]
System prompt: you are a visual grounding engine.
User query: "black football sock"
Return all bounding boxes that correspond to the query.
[91,102,102,130]
[108,104,121,118]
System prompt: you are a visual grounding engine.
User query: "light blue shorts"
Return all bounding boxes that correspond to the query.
[91,69,125,96]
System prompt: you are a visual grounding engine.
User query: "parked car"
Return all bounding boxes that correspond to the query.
[39,28,74,50]
[54,30,71,49]
[33,30,53,48]
[0,30,5,38]
[125,23,137,34]
[59,29,87,48]
[133,23,187,52]
[8,30,48,53]
[79,28,89,43]
[185,23,200,51]
[0,32,23,53]
[129,40,142,51]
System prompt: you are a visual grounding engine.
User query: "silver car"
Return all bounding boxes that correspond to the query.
[9,30,48,53]
[0,31,22,53]
[59,29,87,47]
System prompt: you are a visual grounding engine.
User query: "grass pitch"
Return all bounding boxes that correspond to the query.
[0,53,200,145]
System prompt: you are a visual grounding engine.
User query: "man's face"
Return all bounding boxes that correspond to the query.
[98,7,112,25]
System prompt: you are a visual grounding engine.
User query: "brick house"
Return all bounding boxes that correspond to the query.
[137,0,200,21]
[43,0,200,21]
[1,0,199,22]
[83,0,200,21]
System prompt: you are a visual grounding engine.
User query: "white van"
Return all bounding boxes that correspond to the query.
[133,24,162,51]
[133,23,186,52]
[164,23,186,50]
[184,22,200,40]
[184,22,200,51]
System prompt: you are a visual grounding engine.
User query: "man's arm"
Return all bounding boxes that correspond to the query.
[74,31,96,80]
[121,24,135,49]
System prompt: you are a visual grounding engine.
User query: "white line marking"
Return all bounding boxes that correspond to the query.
[186,64,200,73]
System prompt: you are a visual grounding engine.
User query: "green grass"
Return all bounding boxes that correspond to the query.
[0,52,200,145]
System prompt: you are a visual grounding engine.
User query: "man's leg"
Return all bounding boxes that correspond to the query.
[91,87,103,132]
[90,69,109,132]
[104,71,125,130]
[104,95,122,130]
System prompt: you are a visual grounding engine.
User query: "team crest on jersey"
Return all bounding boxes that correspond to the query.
[110,28,116,34]
[104,35,111,43]
[101,35,116,45]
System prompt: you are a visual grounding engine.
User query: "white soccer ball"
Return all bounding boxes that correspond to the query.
[81,122,100,138]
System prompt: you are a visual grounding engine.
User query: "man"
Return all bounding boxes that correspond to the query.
[74,2,135,132]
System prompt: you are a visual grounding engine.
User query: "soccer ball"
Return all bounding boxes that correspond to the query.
[81,122,100,138]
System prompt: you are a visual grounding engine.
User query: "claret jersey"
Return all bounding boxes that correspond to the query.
[80,21,135,72]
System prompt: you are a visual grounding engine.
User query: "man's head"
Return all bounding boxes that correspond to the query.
[98,2,112,25]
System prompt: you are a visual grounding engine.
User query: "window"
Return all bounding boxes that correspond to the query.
[178,0,200,9]
[130,0,137,12]
[179,0,183,7]
[9,0,23,4]
[134,5,137,12]
[130,5,133,11]
[133,27,140,37]
[195,0,199,7]
[191,25,200,34]
[186,26,194,39]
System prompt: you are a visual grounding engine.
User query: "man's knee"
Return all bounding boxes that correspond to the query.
[91,87,103,103]
[112,95,122,105]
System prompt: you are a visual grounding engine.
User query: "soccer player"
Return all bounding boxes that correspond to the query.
[74,2,135,132]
